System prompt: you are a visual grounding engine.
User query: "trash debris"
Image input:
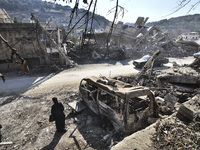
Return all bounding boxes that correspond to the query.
[164,93,179,108]
[153,120,200,150]
[67,16,200,63]
[0,141,13,146]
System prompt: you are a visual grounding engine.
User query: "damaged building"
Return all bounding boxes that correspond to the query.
[0,6,200,149]
[67,16,200,62]
[0,11,71,73]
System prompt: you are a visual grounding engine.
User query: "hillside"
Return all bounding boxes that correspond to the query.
[2,0,200,33]
[1,0,110,30]
[147,14,200,31]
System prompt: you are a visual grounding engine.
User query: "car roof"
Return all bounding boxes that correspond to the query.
[134,55,150,62]
[142,55,151,59]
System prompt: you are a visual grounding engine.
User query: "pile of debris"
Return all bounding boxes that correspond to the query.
[68,41,125,62]
[153,118,200,149]
[152,94,200,150]
[66,17,200,62]
[75,53,200,148]
[133,30,199,58]
[116,64,200,112]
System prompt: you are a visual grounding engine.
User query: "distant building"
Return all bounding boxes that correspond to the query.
[181,32,199,40]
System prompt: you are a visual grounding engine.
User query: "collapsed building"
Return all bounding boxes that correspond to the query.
[67,17,200,62]
[0,11,73,74]
[0,9,200,149]
[0,12,199,73]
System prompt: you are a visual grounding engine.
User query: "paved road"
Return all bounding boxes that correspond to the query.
[0,57,195,95]
[0,59,135,95]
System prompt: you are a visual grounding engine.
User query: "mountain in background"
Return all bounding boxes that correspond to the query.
[147,14,200,32]
[0,0,110,31]
[124,22,134,27]
[1,0,200,33]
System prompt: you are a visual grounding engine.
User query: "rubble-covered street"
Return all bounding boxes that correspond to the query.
[0,56,200,150]
[1,2,200,149]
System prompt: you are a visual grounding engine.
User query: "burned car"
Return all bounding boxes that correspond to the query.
[79,76,159,134]
[133,55,169,69]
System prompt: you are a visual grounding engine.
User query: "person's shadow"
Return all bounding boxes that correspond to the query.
[41,131,66,150]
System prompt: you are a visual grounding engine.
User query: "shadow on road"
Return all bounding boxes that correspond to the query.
[69,126,82,150]
[0,71,61,105]
[41,131,66,150]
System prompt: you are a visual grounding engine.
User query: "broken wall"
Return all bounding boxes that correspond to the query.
[0,23,51,71]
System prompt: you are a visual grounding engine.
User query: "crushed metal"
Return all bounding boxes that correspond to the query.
[79,76,159,134]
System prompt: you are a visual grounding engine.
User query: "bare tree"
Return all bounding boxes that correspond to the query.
[165,0,200,17]
[52,0,125,55]
[176,0,200,13]
[106,0,125,57]
[62,0,96,43]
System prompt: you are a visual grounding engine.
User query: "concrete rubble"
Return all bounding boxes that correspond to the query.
[109,59,200,149]
[97,57,199,148]
[1,13,200,149]
[66,17,199,62]
[111,94,200,150]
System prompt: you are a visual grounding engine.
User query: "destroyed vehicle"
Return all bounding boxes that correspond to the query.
[193,51,200,58]
[133,55,169,68]
[79,76,159,135]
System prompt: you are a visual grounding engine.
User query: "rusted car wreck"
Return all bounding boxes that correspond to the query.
[79,76,159,134]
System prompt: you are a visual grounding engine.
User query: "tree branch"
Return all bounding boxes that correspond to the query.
[106,0,118,56]
[90,0,98,33]
[164,0,200,17]
[84,0,93,33]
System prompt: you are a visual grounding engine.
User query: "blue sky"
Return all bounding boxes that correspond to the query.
[46,0,200,23]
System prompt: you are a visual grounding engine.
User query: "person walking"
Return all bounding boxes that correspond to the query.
[50,97,66,132]
[0,124,2,142]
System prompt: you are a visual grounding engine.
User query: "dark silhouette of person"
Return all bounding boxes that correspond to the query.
[0,124,2,142]
[51,97,66,132]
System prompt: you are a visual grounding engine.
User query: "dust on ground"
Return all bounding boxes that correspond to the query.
[0,57,198,150]
[0,59,136,150]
